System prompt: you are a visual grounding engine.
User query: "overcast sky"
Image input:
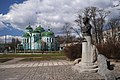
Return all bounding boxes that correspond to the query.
[0,0,120,37]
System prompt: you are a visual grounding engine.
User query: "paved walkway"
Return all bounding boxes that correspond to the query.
[0,60,120,80]
[0,65,104,80]
[0,61,73,69]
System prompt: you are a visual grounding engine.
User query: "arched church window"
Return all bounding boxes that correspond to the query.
[47,38,49,42]
[25,39,26,43]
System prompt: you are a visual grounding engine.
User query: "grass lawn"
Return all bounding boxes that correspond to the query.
[0,53,66,61]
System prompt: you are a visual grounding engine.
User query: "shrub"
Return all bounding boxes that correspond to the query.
[63,43,82,61]
[64,39,120,60]
[96,40,120,59]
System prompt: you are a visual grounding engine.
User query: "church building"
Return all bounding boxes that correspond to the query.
[21,25,59,51]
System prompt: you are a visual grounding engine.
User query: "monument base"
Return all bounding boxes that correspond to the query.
[72,62,99,73]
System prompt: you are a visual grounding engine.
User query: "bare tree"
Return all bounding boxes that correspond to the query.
[70,27,81,38]
[97,9,110,43]
[75,14,83,27]
[62,22,71,44]
[75,6,110,44]
[74,14,83,37]
[108,17,120,41]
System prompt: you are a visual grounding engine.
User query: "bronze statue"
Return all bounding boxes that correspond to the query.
[82,17,92,36]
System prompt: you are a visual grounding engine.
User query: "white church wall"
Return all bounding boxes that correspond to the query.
[42,36,53,43]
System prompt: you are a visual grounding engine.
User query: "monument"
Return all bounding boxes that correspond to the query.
[73,17,98,73]
[72,17,116,80]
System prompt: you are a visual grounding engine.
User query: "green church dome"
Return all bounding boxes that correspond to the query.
[26,25,33,30]
[42,31,54,37]
[35,25,45,33]
[23,33,30,38]
[26,25,33,33]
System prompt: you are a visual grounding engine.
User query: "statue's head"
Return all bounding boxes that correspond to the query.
[83,17,90,25]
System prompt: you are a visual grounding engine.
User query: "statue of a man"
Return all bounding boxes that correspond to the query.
[82,17,92,36]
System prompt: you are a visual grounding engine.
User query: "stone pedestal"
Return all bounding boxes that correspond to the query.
[73,36,98,73]
[82,36,92,63]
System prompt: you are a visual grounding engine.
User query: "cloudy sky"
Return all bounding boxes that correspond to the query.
[0,0,120,37]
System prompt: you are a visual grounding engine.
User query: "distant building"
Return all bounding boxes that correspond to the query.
[103,27,120,42]
[60,42,79,51]
[21,25,59,51]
